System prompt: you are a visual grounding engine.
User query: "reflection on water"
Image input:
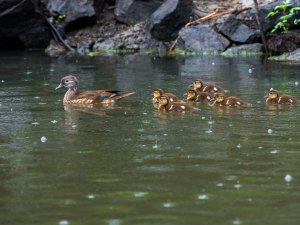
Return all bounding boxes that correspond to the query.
[1,51,300,225]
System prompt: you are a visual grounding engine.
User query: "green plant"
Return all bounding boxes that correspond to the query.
[55,14,66,24]
[266,0,300,33]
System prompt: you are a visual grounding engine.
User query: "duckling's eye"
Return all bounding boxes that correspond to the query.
[65,79,69,83]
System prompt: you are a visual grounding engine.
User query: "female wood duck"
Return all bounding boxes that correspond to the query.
[189,79,227,93]
[155,94,198,111]
[184,89,214,103]
[211,93,251,106]
[56,75,134,104]
[152,88,182,103]
[265,90,300,104]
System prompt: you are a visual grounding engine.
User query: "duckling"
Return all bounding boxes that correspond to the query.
[211,93,251,106]
[152,88,182,103]
[56,75,134,104]
[265,90,300,104]
[156,94,198,111]
[184,89,214,103]
[189,79,227,93]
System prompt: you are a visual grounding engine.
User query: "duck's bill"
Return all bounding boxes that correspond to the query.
[183,93,188,96]
[264,95,268,98]
[189,84,194,87]
[55,83,64,90]
[154,100,159,104]
[210,98,215,102]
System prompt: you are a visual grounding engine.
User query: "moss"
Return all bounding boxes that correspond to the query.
[222,50,264,57]
[268,53,289,61]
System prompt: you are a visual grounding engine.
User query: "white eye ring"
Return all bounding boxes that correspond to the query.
[65,79,69,83]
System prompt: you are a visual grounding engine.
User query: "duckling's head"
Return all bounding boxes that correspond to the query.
[189,79,203,89]
[186,89,197,98]
[212,93,225,102]
[159,94,170,106]
[265,90,279,99]
[56,75,79,90]
[153,88,164,98]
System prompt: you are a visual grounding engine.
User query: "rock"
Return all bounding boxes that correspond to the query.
[104,0,116,6]
[140,38,159,51]
[219,15,260,43]
[250,1,300,32]
[145,0,196,41]
[178,25,231,53]
[46,0,105,35]
[93,39,115,51]
[222,43,263,55]
[286,48,300,61]
[115,0,163,25]
[0,0,52,49]
[267,33,300,55]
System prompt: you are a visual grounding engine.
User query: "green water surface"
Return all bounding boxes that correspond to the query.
[1,51,300,225]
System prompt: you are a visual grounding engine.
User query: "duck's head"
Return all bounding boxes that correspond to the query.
[189,79,203,89]
[265,90,279,99]
[152,88,164,98]
[211,93,225,102]
[56,75,79,90]
[159,94,170,106]
[184,89,197,98]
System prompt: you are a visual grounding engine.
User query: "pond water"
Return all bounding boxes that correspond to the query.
[1,51,300,225]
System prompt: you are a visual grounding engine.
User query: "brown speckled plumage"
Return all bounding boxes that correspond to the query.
[56,75,134,104]
[212,93,251,106]
[158,94,198,111]
[185,89,213,103]
[152,88,182,103]
[265,90,300,104]
[190,79,226,93]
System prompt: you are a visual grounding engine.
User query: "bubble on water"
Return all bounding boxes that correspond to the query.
[285,174,292,182]
[295,82,299,85]
[152,144,158,148]
[72,125,77,128]
[1,80,4,82]
[235,184,241,188]
[34,96,40,99]
[237,144,241,148]
[205,130,212,133]
[50,69,54,71]
[138,129,144,132]
[270,87,273,91]
[271,150,278,154]
[143,113,147,114]
[51,120,58,123]
[59,220,69,225]
[202,117,205,119]
[233,218,241,224]
[41,136,47,142]
[208,121,213,124]
[164,134,167,136]
[26,71,32,74]
[249,69,252,73]
[258,146,263,149]
[217,183,223,186]
[212,62,215,65]
[88,195,95,199]
[198,194,208,199]
[32,122,40,125]
[248,198,252,201]
[268,129,272,134]
[257,101,261,103]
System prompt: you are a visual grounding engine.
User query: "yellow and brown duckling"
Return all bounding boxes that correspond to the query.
[265,90,300,104]
[156,94,198,111]
[184,89,214,103]
[56,75,134,104]
[152,88,182,103]
[211,93,251,106]
[189,79,227,93]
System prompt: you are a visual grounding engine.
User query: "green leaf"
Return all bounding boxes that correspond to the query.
[266,11,278,17]
[271,28,277,33]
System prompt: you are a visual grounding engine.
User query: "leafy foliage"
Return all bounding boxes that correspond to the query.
[266,0,300,33]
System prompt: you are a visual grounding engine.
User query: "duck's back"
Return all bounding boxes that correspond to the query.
[224,97,250,106]
[201,84,225,93]
[195,93,214,102]
[270,95,300,104]
[162,102,197,111]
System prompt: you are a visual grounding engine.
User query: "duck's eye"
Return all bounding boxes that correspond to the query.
[65,79,69,83]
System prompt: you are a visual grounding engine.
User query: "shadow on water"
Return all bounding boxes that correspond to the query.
[1,51,300,224]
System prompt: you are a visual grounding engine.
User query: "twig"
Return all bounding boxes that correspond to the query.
[169,36,180,51]
[44,16,75,51]
[50,29,59,43]
[253,0,268,55]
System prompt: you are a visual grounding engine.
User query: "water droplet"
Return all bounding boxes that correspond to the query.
[212,62,215,65]
[50,69,54,71]
[51,120,58,123]
[34,96,40,99]
[205,130,212,133]
[271,150,278,154]
[164,134,167,136]
[134,192,148,197]
[152,144,158,148]
[41,136,47,142]
[198,194,208,199]
[249,69,252,73]
[258,146,263,149]
[235,184,241,188]
[248,198,252,201]
[285,174,292,182]
[208,121,213,124]
[270,88,273,91]
[72,125,76,128]
[59,220,69,225]
[202,117,205,119]
[237,144,241,148]
[295,82,299,85]
[217,183,223,186]
[88,195,94,199]
[233,218,241,224]
[32,122,40,125]
[268,129,272,134]
[138,129,144,132]
[1,80,4,82]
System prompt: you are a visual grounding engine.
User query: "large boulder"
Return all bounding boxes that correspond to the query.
[250,1,300,32]
[0,0,52,49]
[178,25,231,53]
[115,0,163,25]
[219,15,260,43]
[144,0,196,41]
[267,33,300,55]
[46,0,105,35]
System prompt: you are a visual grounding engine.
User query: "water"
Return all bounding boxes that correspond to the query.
[1,51,300,225]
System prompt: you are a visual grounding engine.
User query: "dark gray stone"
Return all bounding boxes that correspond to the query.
[223,43,263,55]
[115,0,163,25]
[179,25,231,52]
[267,33,300,55]
[250,0,300,32]
[46,0,105,35]
[144,0,195,41]
[0,0,52,49]
[219,15,260,43]
[93,39,115,51]
[286,48,300,60]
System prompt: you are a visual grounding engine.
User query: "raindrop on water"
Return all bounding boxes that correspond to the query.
[59,220,69,225]
[295,82,299,85]
[285,174,292,182]
[237,144,241,148]
[249,69,252,73]
[41,136,47,142]
[198,194,208,199]
[270,87,273,91]
[268,129,272,134]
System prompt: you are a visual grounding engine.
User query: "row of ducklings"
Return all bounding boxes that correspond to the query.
[152,79,300,111]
